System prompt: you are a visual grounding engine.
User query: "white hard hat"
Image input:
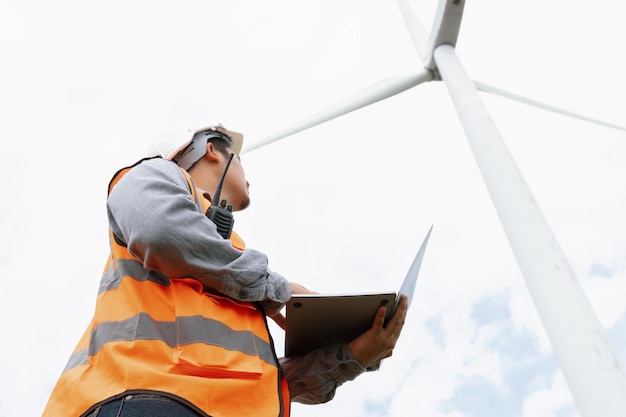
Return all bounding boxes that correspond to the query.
[151,124,244,169]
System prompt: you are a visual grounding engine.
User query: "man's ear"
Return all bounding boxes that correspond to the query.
[204,142,221,163]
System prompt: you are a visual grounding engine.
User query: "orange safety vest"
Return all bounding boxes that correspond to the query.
[42,161,290,417]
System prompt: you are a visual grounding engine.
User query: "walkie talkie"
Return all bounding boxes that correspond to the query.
[205,153,235,239]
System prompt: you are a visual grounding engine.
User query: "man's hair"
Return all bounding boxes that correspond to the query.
[207,134,231,157]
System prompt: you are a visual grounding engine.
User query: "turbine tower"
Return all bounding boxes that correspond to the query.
[245,1,626,416]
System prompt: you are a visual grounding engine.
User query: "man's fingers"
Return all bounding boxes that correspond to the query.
[390,295,408,325]
[371,306,387,330]
[375,296,407,348]
[289,282,318,295]
[270,312,286,330]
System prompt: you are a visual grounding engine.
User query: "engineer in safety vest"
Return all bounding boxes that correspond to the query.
[42,123,408,417]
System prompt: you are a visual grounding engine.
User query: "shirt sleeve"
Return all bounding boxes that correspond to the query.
[280,344,373,404]
[106,158,291,310]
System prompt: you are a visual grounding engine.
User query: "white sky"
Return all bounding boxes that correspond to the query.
[1,1,625,417]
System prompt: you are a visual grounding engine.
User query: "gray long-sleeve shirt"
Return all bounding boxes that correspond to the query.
[106,157,366,404]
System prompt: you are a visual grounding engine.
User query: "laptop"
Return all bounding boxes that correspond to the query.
[284,225,433,357]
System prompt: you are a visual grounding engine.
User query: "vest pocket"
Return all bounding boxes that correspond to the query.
[174,342,263,379]
[172,291,265,379]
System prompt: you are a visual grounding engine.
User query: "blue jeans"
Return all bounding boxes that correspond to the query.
[85,393,204,417]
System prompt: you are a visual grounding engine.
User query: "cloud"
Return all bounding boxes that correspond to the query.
[522,372,580,417]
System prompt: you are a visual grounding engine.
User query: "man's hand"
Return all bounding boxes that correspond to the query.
[289,282,317,295]
[269,282,317,330]
[348,295,408,369]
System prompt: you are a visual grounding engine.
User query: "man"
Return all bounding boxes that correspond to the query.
[42,124,407,417]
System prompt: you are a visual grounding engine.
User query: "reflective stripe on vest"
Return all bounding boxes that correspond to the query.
[63,312,277,373]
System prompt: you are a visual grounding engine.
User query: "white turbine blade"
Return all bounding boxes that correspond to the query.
[395,0,429,60]
[475,80,626,132]
[244,70,433,153]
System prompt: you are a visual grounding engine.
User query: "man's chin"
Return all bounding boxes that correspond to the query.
[234,197,251,212]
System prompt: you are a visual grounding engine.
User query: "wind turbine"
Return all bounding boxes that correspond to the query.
[244,1,626,416]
